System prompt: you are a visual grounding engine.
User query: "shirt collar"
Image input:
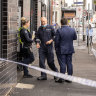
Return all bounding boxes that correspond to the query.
[61,25,68,27]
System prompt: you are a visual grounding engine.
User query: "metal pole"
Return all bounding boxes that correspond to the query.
[50,0,53,25]
[82,0,86,41]
[76,0,79,45]
[88,3,90,54]
[53,0,56,24]
[78,16,80,46]
[49,0,51,24]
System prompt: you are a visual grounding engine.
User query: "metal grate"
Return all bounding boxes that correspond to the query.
[30,0,38,33]
[18,0,23,17]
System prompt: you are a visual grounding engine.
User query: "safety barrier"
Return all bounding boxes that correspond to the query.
[0,58,96,88]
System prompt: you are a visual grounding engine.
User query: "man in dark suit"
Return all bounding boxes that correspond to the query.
[55,18,77,83]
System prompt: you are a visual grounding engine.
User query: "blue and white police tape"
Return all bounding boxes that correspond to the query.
[0,58,96,88]
[91,48,96,58]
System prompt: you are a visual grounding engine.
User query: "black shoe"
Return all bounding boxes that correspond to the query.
[65,80,72,83]
[37,76,47,80]
[55,78,65,83]
[54,76,59,81]
[23,74,33,78]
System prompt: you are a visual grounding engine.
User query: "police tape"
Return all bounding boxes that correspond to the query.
[91,48,96,58]
[0,58,96,88]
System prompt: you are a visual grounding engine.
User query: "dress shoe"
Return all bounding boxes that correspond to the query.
[55,78,65,83]
[23,74,33,78]
[65,80,72,83]
[54,76,59,81]
[37,76,47,80]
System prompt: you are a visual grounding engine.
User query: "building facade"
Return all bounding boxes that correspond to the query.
[0,0,53,95]
[0,0,18,95]
[52,0,62,25]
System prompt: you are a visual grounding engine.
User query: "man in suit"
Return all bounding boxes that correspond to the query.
[55,18,77,83]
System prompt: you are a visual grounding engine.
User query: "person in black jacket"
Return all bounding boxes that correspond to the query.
[35,17,58,81]
[20,17,34,78]
[55,18,77,83]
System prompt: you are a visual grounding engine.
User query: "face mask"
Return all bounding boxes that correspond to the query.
[42,25,47,27]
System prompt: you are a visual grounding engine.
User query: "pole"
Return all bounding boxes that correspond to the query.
[82,0,86,41]
[88,3,90,54]
[76,0,79,45]
[49,0,51,24]
[78,16,80,46]
[53,0,56,24]
[50,0,53,25]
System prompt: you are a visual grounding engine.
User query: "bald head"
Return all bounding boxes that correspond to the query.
[41,17,47,25]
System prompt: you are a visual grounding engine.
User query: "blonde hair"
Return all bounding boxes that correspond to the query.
[21,17,29,25]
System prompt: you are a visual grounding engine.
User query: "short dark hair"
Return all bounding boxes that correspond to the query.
[61,18,67,25]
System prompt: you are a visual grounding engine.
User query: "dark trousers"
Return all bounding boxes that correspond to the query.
[87,36,92,46]
[22,47,34,75]
[39,48,58,77]
[57,54,73,75]
[17,44,23,71]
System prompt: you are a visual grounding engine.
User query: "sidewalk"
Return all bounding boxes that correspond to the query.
[93,43,96,50]
[9,41,96,96]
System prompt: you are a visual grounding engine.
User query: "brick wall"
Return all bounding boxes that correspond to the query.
[0,0,18,95]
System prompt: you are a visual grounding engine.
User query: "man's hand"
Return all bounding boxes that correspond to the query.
[36,43,40,48]
[46,39,53,45]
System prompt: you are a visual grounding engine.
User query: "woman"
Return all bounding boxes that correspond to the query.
[20,17,34,78]
[86,24,93,47]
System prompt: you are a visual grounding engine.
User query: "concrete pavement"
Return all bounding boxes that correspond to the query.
[9,41,96,96]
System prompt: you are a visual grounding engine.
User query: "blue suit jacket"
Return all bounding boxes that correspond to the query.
[55,26,77,54]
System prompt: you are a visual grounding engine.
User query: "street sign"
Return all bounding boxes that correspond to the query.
[74,2,83,4]
[78,8,81,11]
[53,1,59,7]
[83,10,87,16]
[53,1,59,5]
[76,7,83,17]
